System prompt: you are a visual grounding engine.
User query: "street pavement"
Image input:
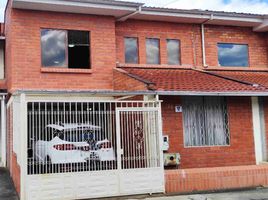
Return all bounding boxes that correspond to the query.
[0,168,19,200]
[128,188,268,200]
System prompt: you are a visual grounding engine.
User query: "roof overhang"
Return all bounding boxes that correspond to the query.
[12,0,143,18]
[12,89,156,96]
[11,0,268,31]
[12,89,268,97]
[254,18,268,32]
[133,7,264,28]
[114,67,268,95]
[156,91,268,96]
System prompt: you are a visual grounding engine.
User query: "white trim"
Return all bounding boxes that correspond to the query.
[254,19,268,32]
[157,91,268,96]
[116,6,142,22]
[7,96,14,108]
[20,94,27,200]
[156,96,165,193]
[0,96,6,167]
[12,0,139,18]
[116,107,159,112]
[12,0,140,10]
[251,97,263,164]
[14,90,268,97]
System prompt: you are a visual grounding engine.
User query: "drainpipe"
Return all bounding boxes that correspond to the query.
[201,14,213,67]
[116,5,142,22]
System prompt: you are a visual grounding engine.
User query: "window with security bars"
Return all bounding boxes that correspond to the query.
[182,96,230,147]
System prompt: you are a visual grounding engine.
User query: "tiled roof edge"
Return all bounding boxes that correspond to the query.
[114,68,156,89]
[193,68,266,89]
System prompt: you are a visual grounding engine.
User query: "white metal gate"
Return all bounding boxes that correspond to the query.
[23,100,164,200]
[116,108,164,195]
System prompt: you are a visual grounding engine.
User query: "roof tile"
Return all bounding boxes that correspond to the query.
[117,67,268,93]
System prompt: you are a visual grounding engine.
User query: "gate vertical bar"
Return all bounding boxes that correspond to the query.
[116,108,122,170]
[115,108,122,194]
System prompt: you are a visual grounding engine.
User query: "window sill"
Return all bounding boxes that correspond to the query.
[205,66,268,72]
[117,63,192,69]
[183,145,230,149]
[41,67,92,74]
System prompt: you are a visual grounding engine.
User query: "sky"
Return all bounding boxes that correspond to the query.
[0,0,268,22]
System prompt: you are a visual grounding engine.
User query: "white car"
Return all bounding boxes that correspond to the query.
[34,123,115,164]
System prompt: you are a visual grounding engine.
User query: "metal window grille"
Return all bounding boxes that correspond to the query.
[182,96,230,147]
[27,101,160,175]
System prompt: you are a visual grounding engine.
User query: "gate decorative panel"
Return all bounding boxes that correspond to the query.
[118,109,160,170]
[116,108,164,195]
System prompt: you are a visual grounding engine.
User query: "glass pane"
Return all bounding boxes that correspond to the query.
[218,43,249,67]
[146,38,160,64]
[68,30,89,45]
[167,39,180,65]
[68,46,90,69]
[124,37,138,64]
[41,29,67,67]
[68,30,90,69]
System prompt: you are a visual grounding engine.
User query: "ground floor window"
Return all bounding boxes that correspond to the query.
[182,96,230,147]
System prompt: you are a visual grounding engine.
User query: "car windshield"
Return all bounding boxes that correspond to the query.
[58,129,100,142]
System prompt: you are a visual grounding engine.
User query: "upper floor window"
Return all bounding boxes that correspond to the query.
[167,39,180,65]
[124,37,138,64]
[146,38,160,64]
[217,43,248,67]
[41,29,90,69]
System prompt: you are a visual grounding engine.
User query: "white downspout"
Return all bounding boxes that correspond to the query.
[201,14,213,67]
[201,23,207,67]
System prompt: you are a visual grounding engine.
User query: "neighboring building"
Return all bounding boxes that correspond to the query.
[1,0,268,199]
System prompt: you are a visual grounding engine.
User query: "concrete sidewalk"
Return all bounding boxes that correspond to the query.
[128,188,268,200]
[0,168,19,200]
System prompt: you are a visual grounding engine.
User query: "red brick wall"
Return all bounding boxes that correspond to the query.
[7,103,20,196]
[116,20,268,69]
[0,23,4,37]
[165,165,268,194]
[5,5,116,93]
[116,20,202,67]
[161,96,256,168]
[11,153,20,196]
[205,25,268,68]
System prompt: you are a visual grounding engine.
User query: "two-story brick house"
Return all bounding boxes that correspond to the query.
[2,0,268,199]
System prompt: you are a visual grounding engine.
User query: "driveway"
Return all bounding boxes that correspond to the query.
[0,168,19,200]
